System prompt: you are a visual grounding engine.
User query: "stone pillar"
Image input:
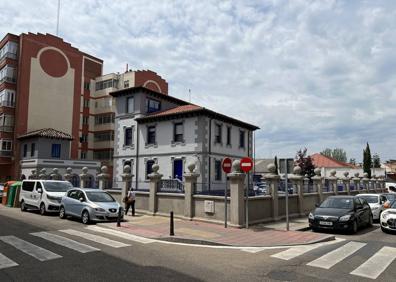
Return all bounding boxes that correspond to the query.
[341,172,351,195]
[63,167,73,184]
[327,169,338,195]
[80,167,89,188]
[352,173,360,192]
[183,162,199,219]
[121,165,133,202]
[312,168,323,202]
[39,168,48,180]
[227,160,246,228]
[148,164,162,215]
[369,175,376,192]
[362,173,370,192]
[50,168,62,180]
[97,166,110,190]
[264,164,280,220]
[379,176,386,192]
[29,169,38,180]
[290,166,304,215]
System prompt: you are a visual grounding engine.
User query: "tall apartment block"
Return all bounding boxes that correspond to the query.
[0,32,167,184]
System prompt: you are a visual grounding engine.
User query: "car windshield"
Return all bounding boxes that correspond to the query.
[86,192,115,202]
[44,181,73,192]
[320,197,353,209]
[358,196,378,204]
[385,194,396,202]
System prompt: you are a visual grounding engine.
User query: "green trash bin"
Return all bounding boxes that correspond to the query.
[6,183,17,207]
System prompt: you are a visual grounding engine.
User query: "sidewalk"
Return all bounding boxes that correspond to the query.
[99,214,334,247]
[254,217,311,232]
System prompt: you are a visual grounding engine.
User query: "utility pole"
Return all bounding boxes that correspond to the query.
[56,0,61,36]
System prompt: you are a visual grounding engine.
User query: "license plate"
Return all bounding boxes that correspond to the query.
[319,221,333,226]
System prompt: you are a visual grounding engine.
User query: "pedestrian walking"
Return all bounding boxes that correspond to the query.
[124,188,136,216]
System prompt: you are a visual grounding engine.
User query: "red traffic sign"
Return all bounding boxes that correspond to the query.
[240,157,253,173]
[222,158,232,173]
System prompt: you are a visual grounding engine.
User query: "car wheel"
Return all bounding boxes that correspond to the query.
[81,210,90,225]
[59,206,66,219]
[39,203,46,215]
[20,201,26,212]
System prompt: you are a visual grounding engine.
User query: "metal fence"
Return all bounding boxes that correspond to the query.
[158,179,184,193]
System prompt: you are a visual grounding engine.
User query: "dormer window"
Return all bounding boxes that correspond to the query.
[146,99,160,113]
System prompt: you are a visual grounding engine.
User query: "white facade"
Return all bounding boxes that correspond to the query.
[112,88,257,191]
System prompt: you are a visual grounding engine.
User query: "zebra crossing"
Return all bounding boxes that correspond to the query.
[0,227,150,270]
[270,240,396,280]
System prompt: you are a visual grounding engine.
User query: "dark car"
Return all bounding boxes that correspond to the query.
[309,196,373,234]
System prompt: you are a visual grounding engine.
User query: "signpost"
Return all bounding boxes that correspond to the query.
[222,158,232,228]
[240,157,253,229]
[279,158,294,231]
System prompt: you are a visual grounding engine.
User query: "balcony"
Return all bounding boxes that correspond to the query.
[0,126,13,132]
[0,76,16,84]
[0,100,15,107]
[0,52,17,62]
[0,150,12,157]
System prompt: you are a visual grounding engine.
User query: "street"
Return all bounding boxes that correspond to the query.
[1,206,396,281]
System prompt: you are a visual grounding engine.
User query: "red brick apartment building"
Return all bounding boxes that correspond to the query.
[0,32,167,183]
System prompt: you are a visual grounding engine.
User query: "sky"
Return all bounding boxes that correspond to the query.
[2,0,395,162]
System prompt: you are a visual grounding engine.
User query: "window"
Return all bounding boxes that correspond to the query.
[215,124,222,144]
[30,143,35,157]
[80,151,87,159]
[173,122,183,143]
[146,160,155,179]
[239,130,245,148]
[83,99,90,108]
[82,116,89,125]
[95,79,117,91]
[147,126,156,145]
[81,134,88,143]
[84,82,90,90]
[22,181,35,192]
[0,89,15,107]
[0,114,14,131]
[1,140,12,151]
[94,113,115,125]
[124,127,133,146]
[215,160,222,181]
[94,131,114,142]
[124,80,129,88]
[127,97,134,113]
[23,144,27,157]
[146,99,160,113]
[226,126,231,146]
[93,150,113,160]
[51,144,61,158]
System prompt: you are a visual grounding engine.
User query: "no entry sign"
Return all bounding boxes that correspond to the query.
[240,157,253,173]
[222,157,232,173]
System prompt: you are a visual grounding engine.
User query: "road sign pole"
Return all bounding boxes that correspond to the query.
[246,171,249,229]
[224,177,227,228]
[285,158,289,231]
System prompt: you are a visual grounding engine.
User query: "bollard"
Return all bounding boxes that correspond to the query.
[117,207,122,227]
[170,211,174,236]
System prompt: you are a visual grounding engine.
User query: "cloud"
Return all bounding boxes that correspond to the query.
[2,0,396,162]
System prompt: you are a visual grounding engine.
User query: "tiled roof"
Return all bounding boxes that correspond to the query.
[146,104,203,118]
[311,153,356,168]
[18,128,73,140]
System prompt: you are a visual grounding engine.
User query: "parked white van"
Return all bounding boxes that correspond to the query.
[20,180,73,215]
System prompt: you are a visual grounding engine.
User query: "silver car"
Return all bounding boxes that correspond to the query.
[59,188,123,224]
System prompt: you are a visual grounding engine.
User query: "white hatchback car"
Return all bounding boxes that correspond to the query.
[380,200,396,233]
[356,194,387,221]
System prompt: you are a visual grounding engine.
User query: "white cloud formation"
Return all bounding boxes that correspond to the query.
[2,0,396,161]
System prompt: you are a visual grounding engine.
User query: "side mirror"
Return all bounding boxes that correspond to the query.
[79,197,84,202]
[37,188,43,194]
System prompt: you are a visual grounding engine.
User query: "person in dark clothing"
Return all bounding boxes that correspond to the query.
[124,188,136,216]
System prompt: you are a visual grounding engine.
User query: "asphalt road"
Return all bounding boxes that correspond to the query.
[1,206,396,282]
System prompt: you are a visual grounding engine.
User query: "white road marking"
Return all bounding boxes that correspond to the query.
[0,236,61,261]
[31,232,100,253]
[307,241,366,269]
[350,246,396,279]
[0,253,18,270]
[59,229,130,248]
[86,225,155,244]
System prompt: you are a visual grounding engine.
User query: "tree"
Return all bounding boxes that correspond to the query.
[274,155,279,175]
[372,153,381,168]
[320,148,347,163]
[295,148,315,177]
[363,143,372,178]
[349,158,356,165]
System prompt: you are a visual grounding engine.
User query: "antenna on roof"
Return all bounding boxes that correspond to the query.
[188,89,191,103]
[56,0,61,36]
